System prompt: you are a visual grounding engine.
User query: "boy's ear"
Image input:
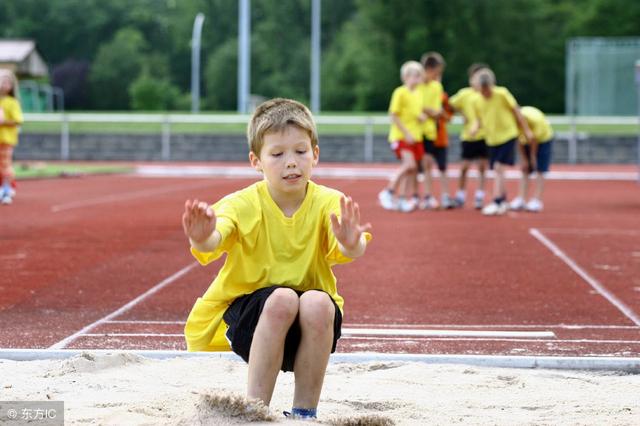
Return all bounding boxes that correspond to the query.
[312,145,319,166]
[249,151,262,172]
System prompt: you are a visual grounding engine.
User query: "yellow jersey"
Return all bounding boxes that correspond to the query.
[449,87,484,142]
[420,80,443,141]
[475,86,519,146]
[519,106,553,144]
[185,180,372,351]
[388,85,423,143]
[0,96,23,146]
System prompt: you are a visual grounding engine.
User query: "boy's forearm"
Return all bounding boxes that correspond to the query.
[189,230,222,253]
[339,234,367,259]
[390,113,412,140]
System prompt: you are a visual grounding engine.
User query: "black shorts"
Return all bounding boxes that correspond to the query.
[488,138,516,169]
[423,138,447,172]
[461,140,488,160]
[222,285,343,372]
[523,139,553,174]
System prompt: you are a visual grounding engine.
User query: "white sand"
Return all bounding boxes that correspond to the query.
[0,353,638,425]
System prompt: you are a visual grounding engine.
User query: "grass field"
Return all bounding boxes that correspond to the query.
[14,162,133,179]
[21,115,640,136]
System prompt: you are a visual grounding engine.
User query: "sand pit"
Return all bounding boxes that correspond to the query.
[0,353,638,425]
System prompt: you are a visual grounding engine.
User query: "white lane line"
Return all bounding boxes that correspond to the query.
[76,330,554,339]
[343,336,640,344]
[71,334,639,345]
[82,333,184,337]
[342,328,555,339]
[49,262,198,349]
[343,323,640,330]
[105,320,184,324]
[530,228,640,326]
[538,228,640,237]
[134,165,639,182]
[51,181,212,212]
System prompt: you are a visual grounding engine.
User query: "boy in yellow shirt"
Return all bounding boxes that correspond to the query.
[471,68,533,215]
[449,63,489,209]
[182,98,372,420]
[509,106,554,212]
[417,52,451,209]
[378,61,424,212]
[0,70,24,205]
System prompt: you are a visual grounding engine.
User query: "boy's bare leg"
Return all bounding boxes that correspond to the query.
[440,171,449,197]
[458,160,470,191]
[493,163,506,199]
[534,173,545,200]
[422,156,434,197]
[388,152,416,194]
[478,160,487,192]
[518,166,529,199]
[293,290,335,409]
[247,288,299,405]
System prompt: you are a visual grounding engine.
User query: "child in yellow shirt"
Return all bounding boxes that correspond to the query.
[509,105,554,212]
[0,70,24,205]
[471,68,533,215]
[378,61,424,212]
[182,98,372,420]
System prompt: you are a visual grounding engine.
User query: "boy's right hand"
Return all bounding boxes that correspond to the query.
[182,199,216,244]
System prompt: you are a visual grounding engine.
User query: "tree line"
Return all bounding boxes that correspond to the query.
[1,0,638,112]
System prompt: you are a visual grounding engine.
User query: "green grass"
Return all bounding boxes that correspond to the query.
[14,162,133,179]
[20,113,639,136]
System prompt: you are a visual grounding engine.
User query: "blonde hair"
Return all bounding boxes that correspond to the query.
[473,68,496,88]
[0,69,20,101]
[400,61,423,81]
[247,98,318,157]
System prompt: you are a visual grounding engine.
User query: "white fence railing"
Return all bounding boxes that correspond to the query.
[23,113,639,163]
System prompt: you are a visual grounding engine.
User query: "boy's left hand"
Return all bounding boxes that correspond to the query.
[330,196,372,254]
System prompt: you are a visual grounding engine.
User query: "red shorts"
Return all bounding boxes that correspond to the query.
[391,140,424,162]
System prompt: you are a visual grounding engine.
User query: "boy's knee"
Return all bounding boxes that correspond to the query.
[262,288,299,324]
[298,291,335,334]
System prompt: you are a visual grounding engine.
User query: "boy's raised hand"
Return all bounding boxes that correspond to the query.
[182,199,216,243]
[330,196,371,256]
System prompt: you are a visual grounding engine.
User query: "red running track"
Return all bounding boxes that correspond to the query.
[1,164,639,357]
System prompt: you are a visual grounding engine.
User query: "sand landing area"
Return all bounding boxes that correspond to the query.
[0,352,638,425]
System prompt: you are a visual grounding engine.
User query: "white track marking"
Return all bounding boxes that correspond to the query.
[343,336,640,344]
[135,165,638,181]
[530,228,640,326]
[342,328,555,338]
[343,323,640,330]
[538,228,640,237]
[105,320,184,324]
[49,262,198,349]
[82,333,184,337]
[70,333,639,345]
[51,181,212,212]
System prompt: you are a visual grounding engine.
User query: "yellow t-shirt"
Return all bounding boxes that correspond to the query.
[0,96,24,146]
[388,85,423,143]
[449,87,484,142]
[475,86,519,147]
[184,180,372,351]
[420,80,443,141]
[519,106,553,144]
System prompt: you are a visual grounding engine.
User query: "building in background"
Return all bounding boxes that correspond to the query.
[0,39,63,111]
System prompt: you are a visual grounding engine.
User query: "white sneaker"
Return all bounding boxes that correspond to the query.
[378,190,396,210]
[474,190,485,210]
[525,198,543,212]
[441,194,455,209]
[419,195,439,210]
[454,190,466,208]
[482,201,507,216]
[398,197,417,213]
[509,197,525,211]
[1,194,12,205]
